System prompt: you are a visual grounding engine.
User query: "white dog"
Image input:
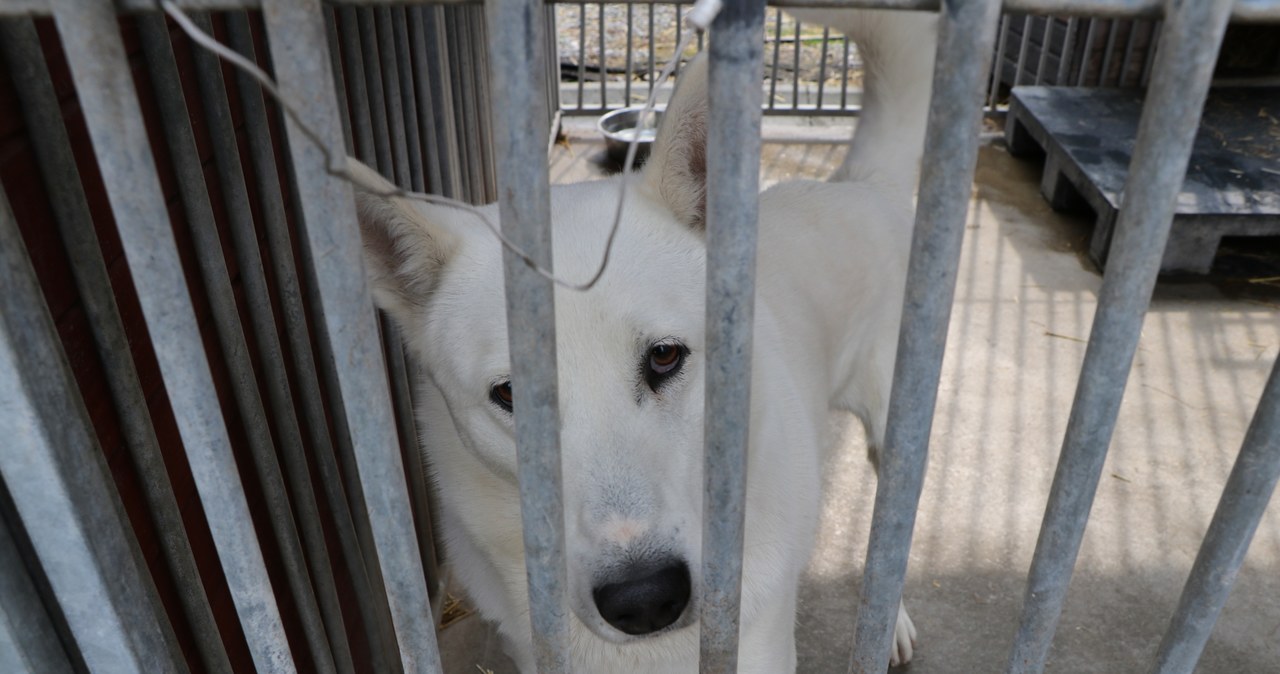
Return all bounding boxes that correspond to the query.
[353,9,936,672]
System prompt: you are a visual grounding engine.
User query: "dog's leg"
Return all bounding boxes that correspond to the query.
[891,597,918,667]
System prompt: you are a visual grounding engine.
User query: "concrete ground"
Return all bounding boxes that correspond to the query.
[437,117,1280,672]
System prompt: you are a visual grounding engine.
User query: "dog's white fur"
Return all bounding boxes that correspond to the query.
[354,9,937,672]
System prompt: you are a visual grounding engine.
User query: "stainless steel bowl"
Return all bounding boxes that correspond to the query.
[597,107,663,166]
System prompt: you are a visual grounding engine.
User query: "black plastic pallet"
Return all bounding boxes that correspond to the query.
[1005,86,1280,274]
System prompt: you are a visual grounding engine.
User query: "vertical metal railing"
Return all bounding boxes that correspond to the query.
[1152,355,1280,673]
[700,0,768,670]
[484,0,571,670]
[259,0,442,671]
[0,16,233,673]
[0,184,184,672]
[2,1,1279,673]
[849,0,1002,672]
[48,0,296,669]
[1007,1,1235,671]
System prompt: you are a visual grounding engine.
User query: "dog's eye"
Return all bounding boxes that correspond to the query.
[490,381,513,412]
[644,341,687,391]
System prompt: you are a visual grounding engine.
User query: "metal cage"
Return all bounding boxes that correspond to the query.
[1,1,1278,673]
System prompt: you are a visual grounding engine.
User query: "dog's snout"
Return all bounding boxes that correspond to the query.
[592,561,691,636]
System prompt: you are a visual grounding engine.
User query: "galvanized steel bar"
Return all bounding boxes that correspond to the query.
[392,7,427,193]
[769,9,782,111]
[184,12,354,673]
[578,2,586,110]
[8,0,1280,21]
[0,509,74,674]
[410,5,459,197]
[325,8,356,153]
[358,7,396,176]
[376,6,412,186]
[1152,356,1280,674]
[338,6,378,161]
[258,0,442,671]
[700,0,768,671]
[1007,2,1234,672]
[0,184,185,673]
[222,14,401,671]
[988,14,1009,109]
[470,7,499,200]
[625,4,634,105]
[0,17,232,674]
[1014,15,1033,85]
[1033,16,1053,85]
[48,2,294,669]
[1099,19,1119,85]
[1075,19,1098,85]
[484,0,570,669]
[136,16,334,672]
[816,26,830,110]
[848,0,1002,672]
[1055,17,1078,84]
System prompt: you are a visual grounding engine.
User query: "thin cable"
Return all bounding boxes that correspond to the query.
[160,0,713,292]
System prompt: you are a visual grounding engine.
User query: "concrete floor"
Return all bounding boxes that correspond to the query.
[437,118,1280,673]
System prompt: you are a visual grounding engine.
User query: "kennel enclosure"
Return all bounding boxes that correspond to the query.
[2,0,1280,673]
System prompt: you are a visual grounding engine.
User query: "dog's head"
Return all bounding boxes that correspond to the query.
[354,58,738,647]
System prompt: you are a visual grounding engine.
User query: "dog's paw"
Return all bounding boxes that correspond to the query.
[889,599,917,668]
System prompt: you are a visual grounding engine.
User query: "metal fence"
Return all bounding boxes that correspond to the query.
[554,3,1163,115]
[0,1,1278,674]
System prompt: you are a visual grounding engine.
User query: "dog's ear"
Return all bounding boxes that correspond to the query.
[643,54,709,230]
[349,158,458,326]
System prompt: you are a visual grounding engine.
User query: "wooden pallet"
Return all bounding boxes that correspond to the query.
[1005,86,1280,274]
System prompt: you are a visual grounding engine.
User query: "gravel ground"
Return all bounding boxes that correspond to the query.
[553,5,864,89]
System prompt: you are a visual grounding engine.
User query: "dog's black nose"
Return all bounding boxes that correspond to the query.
[592,561,691,636]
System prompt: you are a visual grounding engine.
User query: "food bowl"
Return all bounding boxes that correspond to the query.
[597,107,663,166]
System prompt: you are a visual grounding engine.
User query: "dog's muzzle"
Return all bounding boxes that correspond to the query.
[592,559,692,636]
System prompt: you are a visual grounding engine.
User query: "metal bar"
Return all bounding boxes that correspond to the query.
[1152,356,1280,674]
[1139,20,1159,87]
[987,14,1009,109]
[377,6,412,186]
[184,12,355,674]
[1014,15,1033,86]
[8,0,1280,22]
[471,6,499,201]
[324,8,355,153]
[848,0,1003,671]
[625,3,634,105]
[815,26,830,111]
[358,7,395,176]
[0,17,231,674]
[599,1,606,108]
[1075,18,1098,86]
[1007,2,1234,671]
[1033,16,1053,85]
[1099,18,1119,85]
[0,183,184,673]
[338,6,378,162]
[791,16,800,110]
[223,13,401,672]
[382,314,442,600]
[1118,18,1139,86]
[48,2,294,669]
[700,0,767,670]
[1055,17,1078,85]
[484,0,569,669]
[0,506,75,674]
[393,7,427,193]
[136,16,335,673]
[768,8,782,111]
[577,2,586,111]
[259,0,442,671]
[410,5,457,197]
[647,3,655,95]
[840,35,850,110]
